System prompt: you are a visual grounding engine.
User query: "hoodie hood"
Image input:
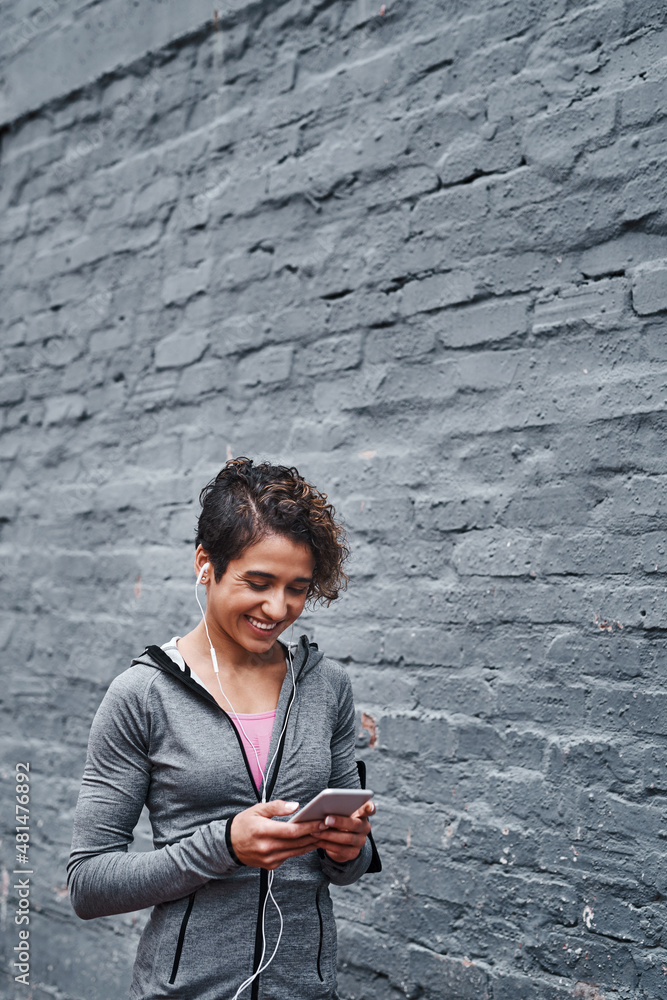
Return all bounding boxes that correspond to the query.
[131,633,324,709]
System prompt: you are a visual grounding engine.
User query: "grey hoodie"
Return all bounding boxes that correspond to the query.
[67,635,379,1000]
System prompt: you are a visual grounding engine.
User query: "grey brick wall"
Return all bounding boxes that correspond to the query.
[2,1,667,997]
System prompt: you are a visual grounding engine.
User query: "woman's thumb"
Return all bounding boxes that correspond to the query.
[257,799,300,818]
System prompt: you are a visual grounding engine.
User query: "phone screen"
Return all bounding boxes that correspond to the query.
[287,788,374,823]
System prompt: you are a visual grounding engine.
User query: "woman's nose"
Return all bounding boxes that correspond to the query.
[262,591,288,620]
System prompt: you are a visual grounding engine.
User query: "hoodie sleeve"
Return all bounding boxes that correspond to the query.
[67,669,242,920]
[318,663,374,886]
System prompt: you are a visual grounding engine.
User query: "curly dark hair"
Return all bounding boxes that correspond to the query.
[195,457,349,606]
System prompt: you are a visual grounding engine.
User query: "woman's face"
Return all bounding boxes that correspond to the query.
[197,534,315,654]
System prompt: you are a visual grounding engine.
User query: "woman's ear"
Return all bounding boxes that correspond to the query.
[194,545,211,583]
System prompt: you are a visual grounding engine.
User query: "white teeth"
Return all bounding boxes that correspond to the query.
[247,616,276,631]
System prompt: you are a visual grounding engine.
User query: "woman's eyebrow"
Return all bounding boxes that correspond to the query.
[244,570,313,583]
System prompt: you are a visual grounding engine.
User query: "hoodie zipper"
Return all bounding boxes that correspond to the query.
[168,891,196,984]
[315,886,324,981]
[142,640,304,999]
[250,681,296,1000]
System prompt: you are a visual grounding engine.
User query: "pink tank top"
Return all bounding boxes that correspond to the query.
[229,711,277,792]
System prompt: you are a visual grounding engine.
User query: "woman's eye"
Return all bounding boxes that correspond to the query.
[290,588,308,595]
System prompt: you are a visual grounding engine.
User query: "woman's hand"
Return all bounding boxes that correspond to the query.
[312,800,376,863]
[229,800,323,870]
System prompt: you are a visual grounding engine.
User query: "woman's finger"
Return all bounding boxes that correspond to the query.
[260,843,320,867]
[317,815,371,834]
[315,829,368,845]
[266,817,324,840]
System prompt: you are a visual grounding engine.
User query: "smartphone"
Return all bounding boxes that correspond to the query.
[287,788,374,823]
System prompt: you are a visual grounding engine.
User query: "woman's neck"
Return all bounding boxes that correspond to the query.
[176,624,287,714]
[188,620,285,670]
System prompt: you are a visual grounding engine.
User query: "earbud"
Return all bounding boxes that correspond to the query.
[197,562,210,585]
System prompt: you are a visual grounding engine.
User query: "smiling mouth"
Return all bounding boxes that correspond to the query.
[245,615,282,634]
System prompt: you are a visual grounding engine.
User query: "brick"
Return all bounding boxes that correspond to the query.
[365,323,436,362]
[545,631,642,681]
[43,394,86,425]
[523,97,617,176]
[208,312,267,356]
[341,494,414,537]
[639,962,667,996]
[154,329,208,369]
[437,126,523,187]
[410,182,490,238]
[492,972,573,1000]
[495,681,586,728]
[621,76,667,127]
[294,334,362,377]
[370,360,460,407]
[588,687,667,738]
[623,0,667,34]
[453,530,537,577]
[529,0,624,60]
[0,491,18,522]
[0,376,26,406]
[415,494,496,533]
[347,664,416,706]
[408,944,490,1000]
[440,296,529,347]
[382,626,466,667]
[405,28,458,83]
[533,278,627,331]
[161,259,212,305]
[379,712,455,759]
[545,738,639,791]
[580,231,667,278]
[176,360,230,400]
[527,931,638,988]
[540,533,633,576]
[399,271,475,315]
[337,924,408,987]
[361,164,441,211]
[643,744,667,792]
[503,484,595,530]
[487,78,548,126]
[631,258,667,315]
[0,203,30,242]
[236,344,293,385]
[623,161,667,224]
[448,815,550,871]
[89,324,133,355]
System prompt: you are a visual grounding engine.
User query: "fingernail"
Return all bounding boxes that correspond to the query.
[325,815,336,826]
[285,802,299,810]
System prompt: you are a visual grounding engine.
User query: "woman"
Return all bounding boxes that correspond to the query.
[67,457,380,1000]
